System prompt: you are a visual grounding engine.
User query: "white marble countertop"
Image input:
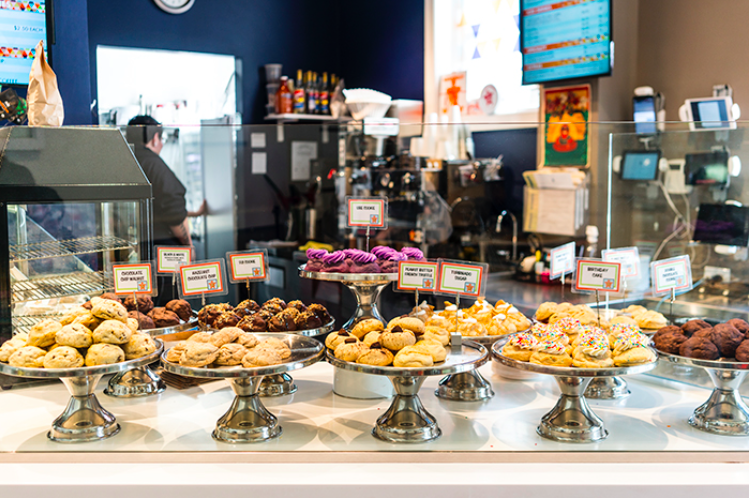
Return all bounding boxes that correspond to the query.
[0,361,747,457]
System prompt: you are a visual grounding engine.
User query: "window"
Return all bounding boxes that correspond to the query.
[429,0,540,123]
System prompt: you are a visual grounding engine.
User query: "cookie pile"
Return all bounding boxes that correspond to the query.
[0,297,158,369]
[84,293,193,330]
[535,302,668,330]
[198,298,332,333]
[165,329,292,368]
[501,320,656,368]
[653,318,748,362]
[411,299,531,337]
[325,317,450,368]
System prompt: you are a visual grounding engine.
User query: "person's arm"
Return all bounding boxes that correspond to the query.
[187,200,208,217]
[170,218,192,246]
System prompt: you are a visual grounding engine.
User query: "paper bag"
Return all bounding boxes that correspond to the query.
[27,40,64,126]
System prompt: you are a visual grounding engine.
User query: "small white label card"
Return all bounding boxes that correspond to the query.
[573,258,622,293]
[346,196,387,228]
[550,241,576,278]
[602,246,640,279]
[227,249,269,283]
[178,259,228,298]
[650,255,692,296]
[436,260,488,298]
[396,260,439,292]
[156,246,193,274]
[112,261,156,296]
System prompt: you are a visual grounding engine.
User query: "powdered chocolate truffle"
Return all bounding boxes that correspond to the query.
[128,310,155,330]
[709,323,745,357]
[679,336,720,360]
[735,339,749,362]
[653,329,688,355]
[681,319,712,336]
[124,295,154,315]
[166,299,192,321]
[148,308,180,328]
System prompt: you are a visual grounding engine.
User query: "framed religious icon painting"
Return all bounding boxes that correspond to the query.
[541,84,591,168]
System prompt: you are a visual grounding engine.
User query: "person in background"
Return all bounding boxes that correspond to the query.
[126,115,206,303]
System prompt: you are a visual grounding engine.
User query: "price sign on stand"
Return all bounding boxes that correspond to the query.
[394,260,439,309]
[436,260,488,298]
[650,255,692,296]
[178,259,228,305]
[156,246,193,273]
[573,258,623,293]
[550,242,576,279]
[650,255,692,324]
[111,261,156,296]
[346,196,388,252]
[227,249,270,299]
[602,246,640,278]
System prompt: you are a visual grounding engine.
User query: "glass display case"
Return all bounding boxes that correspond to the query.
[0,127,152,352]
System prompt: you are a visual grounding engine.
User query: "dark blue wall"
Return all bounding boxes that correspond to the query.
[338,0,424,99]
[53,0,92,125]
[86,0,342,124]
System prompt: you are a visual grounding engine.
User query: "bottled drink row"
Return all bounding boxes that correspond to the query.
[274,70,340,115]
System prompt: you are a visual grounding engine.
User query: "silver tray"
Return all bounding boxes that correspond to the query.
[491,335,656,443]
[326,341,487,377]
[299,265,397,284]
[161,333,324,378]
[0,340,163,443]
[160,334,324,443]
[199,318,335,338]
[655,348,748,436]
[492,336,658,377]
[326,342,489,444]
[0,340,164,379]
[656,349,749,371]
[144,314,199,338]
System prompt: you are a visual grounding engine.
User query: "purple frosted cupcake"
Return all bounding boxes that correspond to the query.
[304,248,328,272]
[348,250,381,274]
[401,247,426,261]
[380,251,407,273]
[322,250,349,273]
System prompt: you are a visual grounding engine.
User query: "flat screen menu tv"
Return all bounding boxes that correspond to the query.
[521,0,611,85]
[0,0,48,85]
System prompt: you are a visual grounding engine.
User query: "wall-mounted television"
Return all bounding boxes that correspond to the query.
[520,0,612,85]
[0,0,53,86]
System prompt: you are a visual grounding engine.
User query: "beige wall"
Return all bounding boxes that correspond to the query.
[636,0,749,120]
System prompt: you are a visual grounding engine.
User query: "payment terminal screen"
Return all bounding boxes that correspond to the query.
[521,0,611,84]
[0,1,47,85]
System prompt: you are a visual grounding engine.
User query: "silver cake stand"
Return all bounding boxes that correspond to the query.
[104,314,198,398]
[255,319,334,398]
[656,350,749,436]
[0,341,163,443]
[326,341,488,443]
[161,333,324,443]
[435,332,527,402]
[492,336,656,443]
[299,266,397,329]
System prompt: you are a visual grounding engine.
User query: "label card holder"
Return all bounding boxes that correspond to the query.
[111,261,157,297]
[435,260,488,298]
[602,246,640,279]
[156,246,193,274]
[346,196,388,229]
[178,259,228,304]
[572,258,623,294]
[550,242,576,279]
[650,255,692,296]
[227,249,270,300]
[393,260,439,308]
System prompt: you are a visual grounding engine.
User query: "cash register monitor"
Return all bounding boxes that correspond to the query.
[620,150,660,181]
[693,203,749,247]
[685,97,735,130]
[633,96,657,134]
[685,150,729,185]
